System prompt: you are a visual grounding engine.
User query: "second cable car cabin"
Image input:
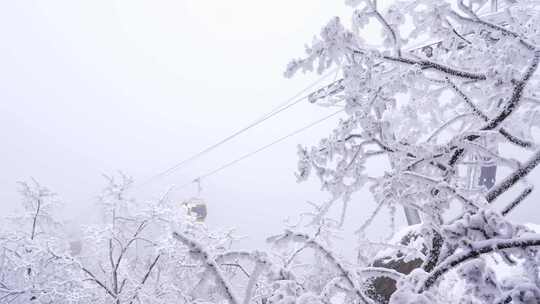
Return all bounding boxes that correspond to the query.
[182,198,207,222]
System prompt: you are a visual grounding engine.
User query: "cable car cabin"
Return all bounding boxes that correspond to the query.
[182,198,207,222]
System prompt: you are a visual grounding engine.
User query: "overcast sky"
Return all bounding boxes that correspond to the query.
[0,1,368,246]
[1,0,538,250]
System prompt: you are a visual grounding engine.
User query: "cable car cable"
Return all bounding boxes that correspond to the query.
[135,68,340,189]
[172,109,344,191]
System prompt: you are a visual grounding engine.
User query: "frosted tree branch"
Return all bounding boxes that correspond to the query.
[419,237,540,293]
[173,232,240,304]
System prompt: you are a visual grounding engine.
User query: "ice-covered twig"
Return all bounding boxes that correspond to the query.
[482,50,540,131]
[215,250,277,304]
[357,267,404,281]
[446,77,534,148]
[354,199,386,235]
[279,230,374,304]
[501,187,534,216]
[421,229,444,273]
[450,9,538,51]
[447,50,540,167]
[381,55,487,80]
[243,262,263,304]
[81,266,117,300]
[426,113,475,143]
[173,232,239,304]
[486,148,540,203]
[418,237,540,293]
[401,172,476,208]
[321,276,352,300]
[367,1,402,57]
[128,254,161,304]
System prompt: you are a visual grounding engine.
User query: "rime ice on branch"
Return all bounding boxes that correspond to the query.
[285,0,540,303]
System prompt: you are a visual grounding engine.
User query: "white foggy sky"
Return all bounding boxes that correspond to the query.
[0,1,379,245]
[1,0,537,249]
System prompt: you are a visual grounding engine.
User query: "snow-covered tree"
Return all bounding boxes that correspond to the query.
[76,173,243,304]
[282,0,540,303]
[5,1,540,304]
[0,176,243,304]
[0,180,85,303]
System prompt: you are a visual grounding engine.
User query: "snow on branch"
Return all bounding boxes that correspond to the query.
[173,232,240,304]
[381,55,487,80]
[275,230,374,304]
[501,187,534,216]
[486,148,540,203]
[446,77,534,148]
[419,237,540,293]
[450,7,538,51]
[481,50,540,131]
[358,267,404,282]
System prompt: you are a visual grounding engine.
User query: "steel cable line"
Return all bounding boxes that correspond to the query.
[172,109,344,192]
[135,68,340,189]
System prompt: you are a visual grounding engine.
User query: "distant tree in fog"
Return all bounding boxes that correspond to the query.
[0,180,84,303]
[69,174,240,304]
[0,176,238,304]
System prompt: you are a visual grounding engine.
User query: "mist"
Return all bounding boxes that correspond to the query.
[1,0,538,251]
[0,1,380,250]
